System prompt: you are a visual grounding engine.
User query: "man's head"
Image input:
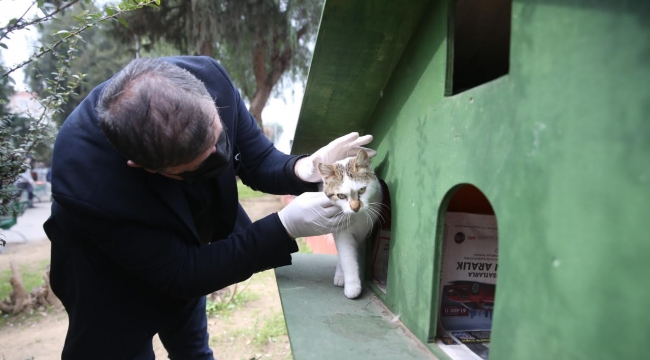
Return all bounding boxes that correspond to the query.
[97,58,224,179]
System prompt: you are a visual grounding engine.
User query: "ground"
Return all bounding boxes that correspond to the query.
[0,193,296,360]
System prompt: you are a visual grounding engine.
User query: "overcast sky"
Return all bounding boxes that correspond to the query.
[0,0,304,154]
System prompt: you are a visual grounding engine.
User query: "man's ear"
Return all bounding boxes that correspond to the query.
[127,160,156,174]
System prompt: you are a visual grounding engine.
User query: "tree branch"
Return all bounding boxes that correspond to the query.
[0,0,81,43]
[4,1,37,38]
[2,0,157,79]
[252,41,268,88]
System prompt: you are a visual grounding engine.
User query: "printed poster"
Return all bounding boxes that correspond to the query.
[437,212,498,360]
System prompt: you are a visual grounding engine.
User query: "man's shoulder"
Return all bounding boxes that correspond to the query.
[161,56,235,90]
[161,56,223,75]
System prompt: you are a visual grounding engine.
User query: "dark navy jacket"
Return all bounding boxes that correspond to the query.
[43,56,316,359]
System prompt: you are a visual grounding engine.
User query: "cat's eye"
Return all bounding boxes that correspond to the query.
[358,187,366,194]
[337,194,347,199]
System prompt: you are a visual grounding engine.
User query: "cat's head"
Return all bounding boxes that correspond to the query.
[318,149,380,214]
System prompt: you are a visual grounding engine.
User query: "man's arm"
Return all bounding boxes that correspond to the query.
[49,196,297,300]
[201,57,318,195]
[232,88,317,194]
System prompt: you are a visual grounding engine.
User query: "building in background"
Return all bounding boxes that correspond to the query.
[8,91,42,116]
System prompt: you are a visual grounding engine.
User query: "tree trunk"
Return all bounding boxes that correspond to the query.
[249,33,293,130]
[248,20,310,131]
[43,265,61,307]
[249,84,274,129]
[0,262,61,315]
[0,261,31,314]
[199,40,213,57]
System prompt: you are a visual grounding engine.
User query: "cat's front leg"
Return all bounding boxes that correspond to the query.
[334,232,362,299]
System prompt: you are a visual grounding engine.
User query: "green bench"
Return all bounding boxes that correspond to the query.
[0,191,30,248]
[275,254,436,360]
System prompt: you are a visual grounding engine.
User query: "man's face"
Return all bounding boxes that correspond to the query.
[160,113,224,180]
[127,112,224,180]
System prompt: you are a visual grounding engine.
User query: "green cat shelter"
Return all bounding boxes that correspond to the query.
[274,0,650,359]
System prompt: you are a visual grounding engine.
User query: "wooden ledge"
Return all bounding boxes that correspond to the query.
[275,254,436,360]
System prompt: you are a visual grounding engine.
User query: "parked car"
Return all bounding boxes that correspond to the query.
[444,281,495,310]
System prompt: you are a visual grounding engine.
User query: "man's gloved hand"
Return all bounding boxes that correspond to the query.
[278,192,347,239]
[295,132,376,183]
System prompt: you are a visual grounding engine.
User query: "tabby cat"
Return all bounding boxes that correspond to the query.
[318,149,383,299]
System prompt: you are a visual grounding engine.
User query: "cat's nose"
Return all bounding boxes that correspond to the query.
[350,200,361,212]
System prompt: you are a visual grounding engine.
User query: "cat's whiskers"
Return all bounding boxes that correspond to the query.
[333,211,347,232]
[366,204,386,224]
[365,211,382,230]
[373,210,386,224]
[364,206,381,220]
[368,202,389,212]
[306,207,344,234]
[363,210,374,229]
[345,213,352,230]
[368,206,383,227]
[358,207,375,227]
[335,210,355,233]
[365,211,372,228]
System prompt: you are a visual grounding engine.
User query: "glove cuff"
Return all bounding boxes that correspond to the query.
[296,155,321,183]
[277,209,296,239]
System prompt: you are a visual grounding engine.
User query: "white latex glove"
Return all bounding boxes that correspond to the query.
[295,132,377,183]
[278,192,348,239]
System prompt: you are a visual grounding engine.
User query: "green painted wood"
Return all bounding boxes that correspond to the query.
[290,0,430,155]
[291,0,650,359]
[275,254,436,360]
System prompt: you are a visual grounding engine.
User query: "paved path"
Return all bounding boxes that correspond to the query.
[1,200,51,244]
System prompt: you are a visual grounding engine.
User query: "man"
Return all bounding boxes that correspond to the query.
[44,56,375,360]
[15,157,36,208]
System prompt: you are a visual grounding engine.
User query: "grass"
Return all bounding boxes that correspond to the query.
[237,179,265,199]
[210,312,288,349]
[253,312,288,346]
[205,270,292,359]
[205,285,259,318]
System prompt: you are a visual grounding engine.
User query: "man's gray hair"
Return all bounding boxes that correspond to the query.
[97,58,217,171]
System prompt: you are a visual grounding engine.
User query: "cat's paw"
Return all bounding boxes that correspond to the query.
[344,283,362,299]
[333,274,345,287]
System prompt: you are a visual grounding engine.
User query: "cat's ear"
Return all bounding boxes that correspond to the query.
[318,163,336,178]
[354,149,371,169]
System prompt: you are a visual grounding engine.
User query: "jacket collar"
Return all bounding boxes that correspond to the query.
[147,174,202,246]
[146,168,239,246]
